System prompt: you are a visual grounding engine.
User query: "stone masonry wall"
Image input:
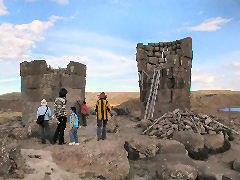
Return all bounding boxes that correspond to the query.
[20,60,86,135]
[136,37,192,119]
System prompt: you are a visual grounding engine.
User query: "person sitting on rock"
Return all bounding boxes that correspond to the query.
[53,88,68,145]
[37,99,52,144]
[94,92,113,141]
[69,107,80,145]
[77,100,88,127]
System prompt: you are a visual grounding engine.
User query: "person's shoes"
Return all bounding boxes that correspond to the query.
[97,138,101,141]
[41,140,46,144]
[63,142,67,144]
[102,137,106,140]
[69,142,75,145]
[75,143,79,145]
[58,142,63,145]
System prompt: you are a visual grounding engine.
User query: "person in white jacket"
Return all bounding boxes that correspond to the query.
[37,99,52,144]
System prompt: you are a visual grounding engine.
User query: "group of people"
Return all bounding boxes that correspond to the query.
[36,88,112,145]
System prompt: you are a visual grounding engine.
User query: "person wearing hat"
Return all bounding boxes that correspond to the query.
[77,100,88,127]
[53,88,68,145]
[94,92,113,141]
[37,99,52,144]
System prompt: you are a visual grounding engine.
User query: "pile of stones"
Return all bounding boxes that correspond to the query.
[141,109,234,139]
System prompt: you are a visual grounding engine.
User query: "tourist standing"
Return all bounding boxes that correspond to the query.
[94,92,112,141]
[77,100,88,126]
[53,88,68,145]
[69,107,79,145]
[37,99,52,144]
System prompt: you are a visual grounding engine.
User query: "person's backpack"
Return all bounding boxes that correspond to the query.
[37,106,48,124]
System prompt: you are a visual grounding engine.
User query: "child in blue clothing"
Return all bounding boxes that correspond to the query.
[69,107,79,145]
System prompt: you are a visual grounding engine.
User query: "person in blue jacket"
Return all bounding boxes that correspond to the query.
[69,107,79,145]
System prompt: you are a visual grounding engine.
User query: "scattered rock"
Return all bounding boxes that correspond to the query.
[233,157,240,172]
[143,109,231,140]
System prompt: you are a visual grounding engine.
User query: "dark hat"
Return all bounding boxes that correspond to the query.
[99,92,107,99]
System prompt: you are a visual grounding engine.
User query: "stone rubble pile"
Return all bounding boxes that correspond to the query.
[141,108,233,139]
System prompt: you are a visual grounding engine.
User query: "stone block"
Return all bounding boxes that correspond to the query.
[137,60,147,72]
[164,51,171,56]
[66,61,86,76]
[154,52,161,57]
[181,37,192,59]
[147,63,156,72]
[159,58,165,63]
[149,57,158,64]
[20,60,48,77]
[62,74,86,89]
[136,49,148,60]
[154,47,160,51]
[176,49,183,56]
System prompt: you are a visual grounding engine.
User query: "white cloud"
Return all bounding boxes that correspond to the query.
[199,10,204,15]
[51,0,69,5]
[0,78,20,83]
[232,62,240,68]
[0,15,62,61]
[188,17,232,31]
[191,75,215,84]
[0,0,8,16]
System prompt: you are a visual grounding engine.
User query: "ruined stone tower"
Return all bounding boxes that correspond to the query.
[136,37,192,119]
[20,60,86,128]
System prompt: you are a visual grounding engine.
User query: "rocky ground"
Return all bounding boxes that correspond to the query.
[1,91,240,179]
[0,111,240,180]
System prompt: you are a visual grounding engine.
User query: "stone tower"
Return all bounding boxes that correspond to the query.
[20,60,86,130]
[136,37,192,119]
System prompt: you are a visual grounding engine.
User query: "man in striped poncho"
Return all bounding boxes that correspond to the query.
[94,92,112,141]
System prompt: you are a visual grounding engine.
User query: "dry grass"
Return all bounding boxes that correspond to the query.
[0,112,22,125]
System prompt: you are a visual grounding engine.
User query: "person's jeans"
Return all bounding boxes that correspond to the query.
[39,120,51,143]
[97,119,108,139]
[53,116,67,144]
[69,127,78,143]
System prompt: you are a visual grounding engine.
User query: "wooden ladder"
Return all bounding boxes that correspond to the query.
[144,68,161,120]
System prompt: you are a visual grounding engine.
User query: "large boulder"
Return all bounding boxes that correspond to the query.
[157,139,188,155]
[124,136,159,160]
[203,132,230,153]
[173,131,208,160]
[51,138,130,180]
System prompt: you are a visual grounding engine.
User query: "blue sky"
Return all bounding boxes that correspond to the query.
[0,0,239,94]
